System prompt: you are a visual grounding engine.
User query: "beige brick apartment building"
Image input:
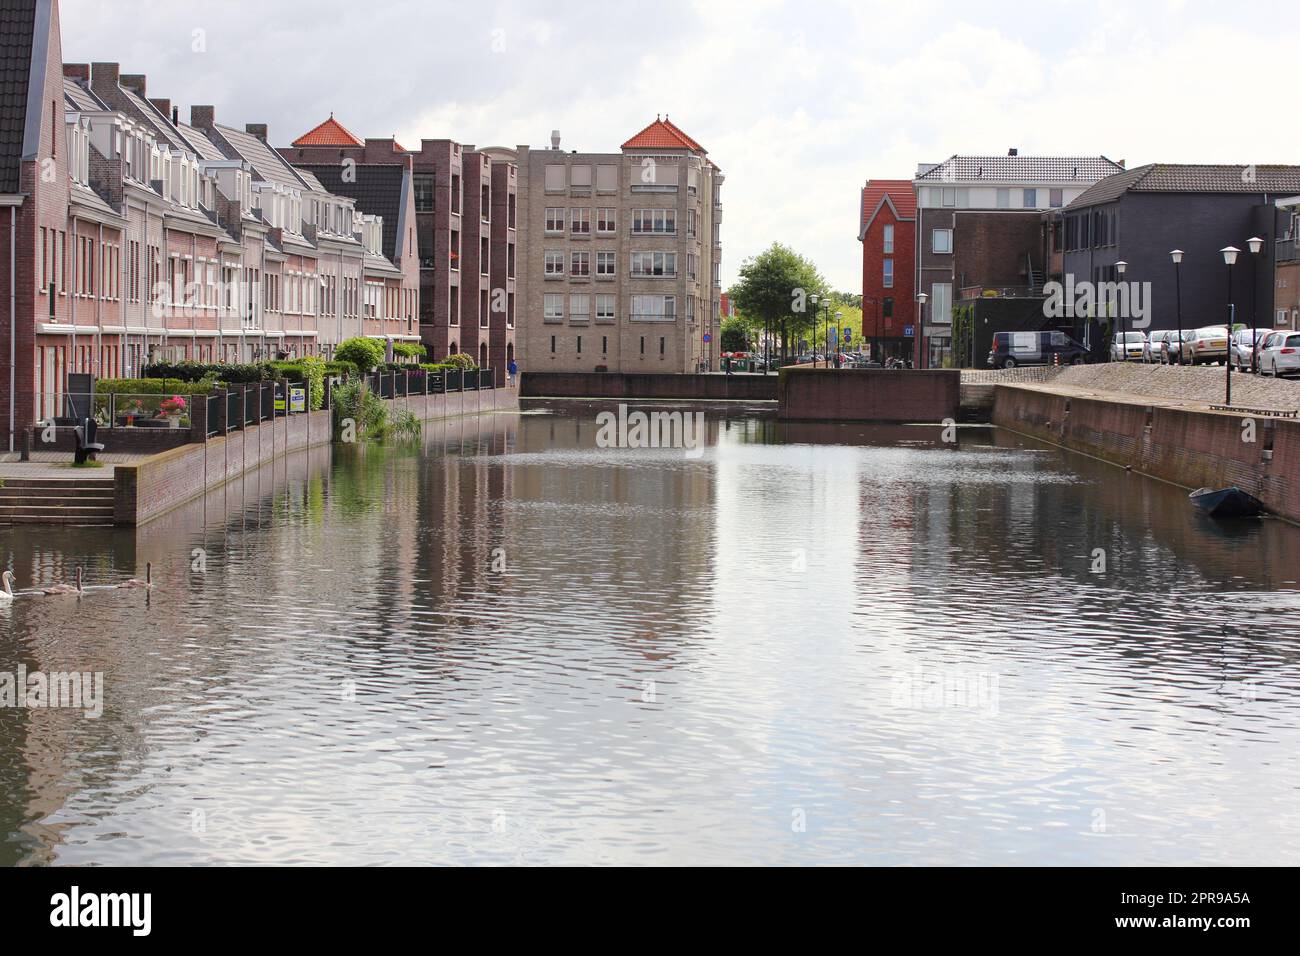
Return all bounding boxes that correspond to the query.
[516,118,723,373]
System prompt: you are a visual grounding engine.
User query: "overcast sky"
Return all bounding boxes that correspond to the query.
[61,0,1300,291]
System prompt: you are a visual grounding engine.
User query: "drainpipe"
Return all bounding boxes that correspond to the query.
[8,205,15,452]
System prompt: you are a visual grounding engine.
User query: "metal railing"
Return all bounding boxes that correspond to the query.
[1277,237,1298,264]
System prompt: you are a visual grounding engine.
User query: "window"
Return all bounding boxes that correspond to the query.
[1023,189,1038,208]
[883,259,894,288]
[544,293,564,322]
[630,251,676,277]
[577,335,582,354]
[883,224,894,254]
[596,164,618,192]
[570,293,590,322]
[450,174,461,214]
[686,209,696,238]
[929,282,952,325]
[545,208,564,233]
[687,253,698,280]
[571,251,590,277]
[602,335,608,354]
[1050,188,1064,208]
[883,297,893,318]
[932,229,952,254]
[544,251,565,277]
[544,165,566,191]
[631,294,675,321]
[597,208,616,233]
[570,208,590,235]
[481,184,490,221]
[942,187,956,207]
[596,293,615,322]
[570,165,591,190]
[596,251,616,277]
[631,209,675,234]
[414,174,434,212]
[551,335,556,353]
[996,188,1010,209]
[660,336,666,355]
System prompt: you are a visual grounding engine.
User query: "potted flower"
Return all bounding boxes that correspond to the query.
[119,398,146,426]
[159,395,187,428]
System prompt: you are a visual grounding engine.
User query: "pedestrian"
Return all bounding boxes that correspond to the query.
[507,357,518,387]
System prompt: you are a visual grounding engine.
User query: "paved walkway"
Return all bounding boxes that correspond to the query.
[0,451,150,479]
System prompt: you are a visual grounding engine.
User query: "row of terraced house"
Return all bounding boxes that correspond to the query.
[1,0,725,452]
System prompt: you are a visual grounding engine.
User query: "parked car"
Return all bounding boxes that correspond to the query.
[1259,330,1300,378]
[1144,330,1173,363]
[1184,326,1231,365]
[1109,331,1147,361]
[1160,329,1194,364]
[987,330,1090,368]
[1230,327,1274,372]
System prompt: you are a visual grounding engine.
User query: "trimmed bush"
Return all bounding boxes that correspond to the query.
[142,361,277,384]
[393,342,427,360]
[442,353,478,371]
[271,357,327,410]
[334,337,386,375]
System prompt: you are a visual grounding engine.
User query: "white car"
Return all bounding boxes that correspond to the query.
[1110,331,1146,361]
[1144,330,1173,363]
[1259,330,1300,378]
[1185,326,1230,365]
[1230,327,1274,372]
[1161,330,1194,364]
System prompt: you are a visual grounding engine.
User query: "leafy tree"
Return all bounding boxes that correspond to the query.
[720,316,751,352]
[334,337,386,374]
[727,243,828,365]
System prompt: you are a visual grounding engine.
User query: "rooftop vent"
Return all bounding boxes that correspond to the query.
[1008,148,1018,157]
[550,129,561,150]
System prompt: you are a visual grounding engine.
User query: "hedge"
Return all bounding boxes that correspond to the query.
[143,361,277,384]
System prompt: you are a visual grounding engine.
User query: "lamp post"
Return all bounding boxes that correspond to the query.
[915,292,928,369]
[1170,249,1184,365]
[833,310,843,368]
[1114,261,1129,361]
[809,293,820,368]
[1248,236,1264,373]
[1222,245,1240,405]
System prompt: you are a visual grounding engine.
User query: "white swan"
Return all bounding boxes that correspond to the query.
[0,570,14,604]
[118,562,152,590]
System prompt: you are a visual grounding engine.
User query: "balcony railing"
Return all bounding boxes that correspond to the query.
[1277,237,1299,264]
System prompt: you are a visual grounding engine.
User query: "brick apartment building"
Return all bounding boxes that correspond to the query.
[1276,196,1300,331]
[912,152,1124,366]
[0,0,413,450]
[1061,164,1300,335]
[515,118,723,373]
[858,179,916,363]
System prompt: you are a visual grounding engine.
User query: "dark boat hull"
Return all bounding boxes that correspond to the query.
[1189,487,1266,518]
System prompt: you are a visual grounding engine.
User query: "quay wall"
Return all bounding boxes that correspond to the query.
[992,384,1300,522]
[778,368,960,423]
[520,371,777,401]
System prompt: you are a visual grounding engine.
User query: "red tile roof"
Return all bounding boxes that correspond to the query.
[622,116,705,152]
[292,115,364,148]
[860,179,916,237]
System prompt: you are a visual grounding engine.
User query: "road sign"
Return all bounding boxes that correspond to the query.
[703,334,711,343]
[904,325,915,337]
[843,327,852,341]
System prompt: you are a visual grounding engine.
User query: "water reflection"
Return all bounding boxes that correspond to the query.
[1,404,1298,865]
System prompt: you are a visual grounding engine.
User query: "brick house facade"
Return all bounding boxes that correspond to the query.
[858,179,915,363]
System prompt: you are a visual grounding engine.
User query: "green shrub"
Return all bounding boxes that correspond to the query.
[142,361,276,384]
[418,362,455,373]
[393,342,427,360]
[271,357,327,410]
[334,337,386,374]
[331,380,420,443]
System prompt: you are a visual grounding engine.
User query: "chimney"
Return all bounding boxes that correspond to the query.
[550,129,561,150]
[149,97,171,120]
[172,106,179,126]
[63,63,90,82]
[1118,159,1126,169]
[121,73,147,96]
[246,123,268,142]
[190,105,215,131]
[90,62,120,91]
[1008,147,1018,157]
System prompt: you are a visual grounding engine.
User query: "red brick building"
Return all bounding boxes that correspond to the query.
[858,179,916,363]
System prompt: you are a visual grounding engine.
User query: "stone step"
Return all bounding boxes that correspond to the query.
[0,495,114,507]
[0,477,115,490]
[0,504,115,517]
[0,514,114,526]
[0,489,115,501]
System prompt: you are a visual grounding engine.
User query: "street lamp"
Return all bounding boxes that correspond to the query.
[1171,250,1184,365]
[1115,261,1129,361]
[833,310,843,368]
[1222,245,1240,405]
[809,293,820,368]
[915,292,929,369]
[1248,236,1264,373]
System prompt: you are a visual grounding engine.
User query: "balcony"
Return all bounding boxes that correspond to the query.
[1278,237,1299,264]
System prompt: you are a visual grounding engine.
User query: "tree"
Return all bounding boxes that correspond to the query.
[727,243,828,366]
[720,316,750,352]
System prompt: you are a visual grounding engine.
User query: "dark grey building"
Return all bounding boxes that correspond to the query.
[1061,164,1300,336]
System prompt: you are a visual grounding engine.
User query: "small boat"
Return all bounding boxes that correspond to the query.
[1189,487,1266,518]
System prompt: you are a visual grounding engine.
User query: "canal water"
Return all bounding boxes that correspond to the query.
[2,404,1299,865]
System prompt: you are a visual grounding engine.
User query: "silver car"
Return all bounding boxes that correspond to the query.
[1230,327,1274,372]
[1144,330,1172,363]
[1185,326,1231,365]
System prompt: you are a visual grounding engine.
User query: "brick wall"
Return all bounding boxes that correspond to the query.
[777,368,959,422]
[520,371,777,400]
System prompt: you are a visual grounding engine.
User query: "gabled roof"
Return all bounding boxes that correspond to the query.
[292,114,363,148]
[216,122,310,190]
[0,0,37,194]
[1069,163,1300,208]
[175,121,227,162]
[63,77,106,113]
[859,179,916,238]
[294,161,404,261]
[622,116,705,152]
[916,155,1124,185]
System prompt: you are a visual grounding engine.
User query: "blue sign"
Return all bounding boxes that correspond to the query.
[903,325,915,337]
[843,327,852,341]
[703,334,711,342]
